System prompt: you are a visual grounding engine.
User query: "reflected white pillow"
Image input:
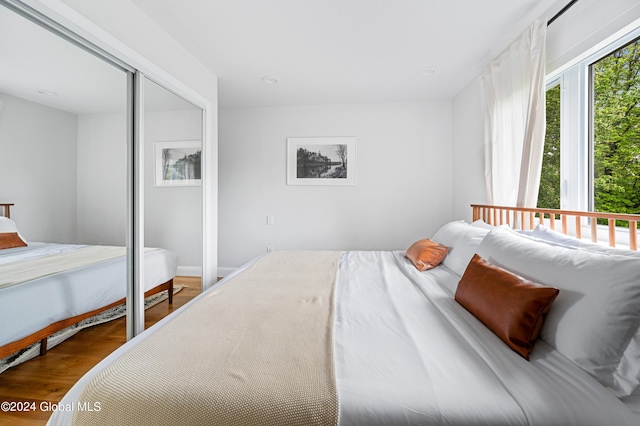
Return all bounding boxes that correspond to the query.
[476,227,640,391]
[0,217,26,245]
[431,221,491,276]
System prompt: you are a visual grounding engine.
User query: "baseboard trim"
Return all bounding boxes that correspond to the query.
[217,266,237,278]
[177,266,202,277]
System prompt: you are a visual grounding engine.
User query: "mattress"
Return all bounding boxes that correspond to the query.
[0,242,178,350]
[47,250,639,426]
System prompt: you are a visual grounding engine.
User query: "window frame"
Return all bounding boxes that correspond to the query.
[547,25,640,213]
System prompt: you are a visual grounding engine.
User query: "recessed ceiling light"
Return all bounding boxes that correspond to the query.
[261,76,279,84]
[417,67,436,77]
[37,89,58,96]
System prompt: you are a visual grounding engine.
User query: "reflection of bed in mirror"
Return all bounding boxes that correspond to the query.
[0,204,177,363]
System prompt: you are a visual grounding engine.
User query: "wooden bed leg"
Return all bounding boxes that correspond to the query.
[39,338,48,356]
[168,279,174,305]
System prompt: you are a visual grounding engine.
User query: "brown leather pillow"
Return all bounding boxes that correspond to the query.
[0,232,27,250]
[405,238,449,271]
[455,254,559,360]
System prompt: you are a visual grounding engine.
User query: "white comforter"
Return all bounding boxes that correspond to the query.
[0,243,177,349]
[48,251,639,425]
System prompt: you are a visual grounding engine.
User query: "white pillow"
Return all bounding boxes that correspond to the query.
[613,329,640,397]
[531,225,640,396]
[0,217,27,245]
[470,219,494,229]
[431,221,491,276]
[532,224,640,257]
[475,227,640,390]
[530,225,582,247]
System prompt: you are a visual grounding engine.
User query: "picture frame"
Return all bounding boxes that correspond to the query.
[286,137,357,185]
[154,140,202,187]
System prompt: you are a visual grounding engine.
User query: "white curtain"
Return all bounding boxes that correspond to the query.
[481,19,547,207]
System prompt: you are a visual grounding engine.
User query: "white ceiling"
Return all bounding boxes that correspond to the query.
[0,0,565,113]
[131,0,563,108]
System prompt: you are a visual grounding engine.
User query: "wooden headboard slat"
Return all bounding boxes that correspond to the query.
[471,204,640,251]
[575,217,582,240]
[608,220,616,247]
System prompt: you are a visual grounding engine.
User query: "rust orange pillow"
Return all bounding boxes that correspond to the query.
[405,239,449,271]
[455,254,559,360]
[0,232,27,250]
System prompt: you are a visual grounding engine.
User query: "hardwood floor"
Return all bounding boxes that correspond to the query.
[0,276,202,426]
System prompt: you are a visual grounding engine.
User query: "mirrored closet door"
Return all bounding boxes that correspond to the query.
[0,1,131,374]
[0,1,205,377]
[143,77,203,289]
[0,3,128,243]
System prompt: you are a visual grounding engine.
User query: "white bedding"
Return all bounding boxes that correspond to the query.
[47,250,639,426]
[0,242,177,351]
[337,251,638,425]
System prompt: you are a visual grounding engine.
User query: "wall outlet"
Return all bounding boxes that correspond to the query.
[266,246,274,253]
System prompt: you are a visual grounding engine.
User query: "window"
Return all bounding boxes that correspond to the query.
[591,37,640,218]
[540,28,640,221]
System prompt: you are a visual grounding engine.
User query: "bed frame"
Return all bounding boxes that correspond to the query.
[472,204,639,250]
[0,203,13,218]
[0,202,174,359]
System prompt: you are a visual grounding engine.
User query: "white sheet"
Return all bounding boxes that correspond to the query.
[336,251,639,425]
[47,251,639,426]
[0,243,177,349]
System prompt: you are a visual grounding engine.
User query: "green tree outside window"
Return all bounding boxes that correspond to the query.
[592,38,640,224]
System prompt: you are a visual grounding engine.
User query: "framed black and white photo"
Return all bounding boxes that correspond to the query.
[154,140,202,187]
[287,137,357,185]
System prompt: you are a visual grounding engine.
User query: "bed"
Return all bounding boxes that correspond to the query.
[0,204,178,363]
[47,205,640,425]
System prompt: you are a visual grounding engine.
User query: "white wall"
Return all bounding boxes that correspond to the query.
[451,0,640,221]
[546,0,640,76]
[0,92,78,243]
[451,80,486,222]
[219,101,453,271]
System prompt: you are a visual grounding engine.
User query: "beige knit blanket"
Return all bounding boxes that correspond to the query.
[73,250,341,426]
[0,246,126,289]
